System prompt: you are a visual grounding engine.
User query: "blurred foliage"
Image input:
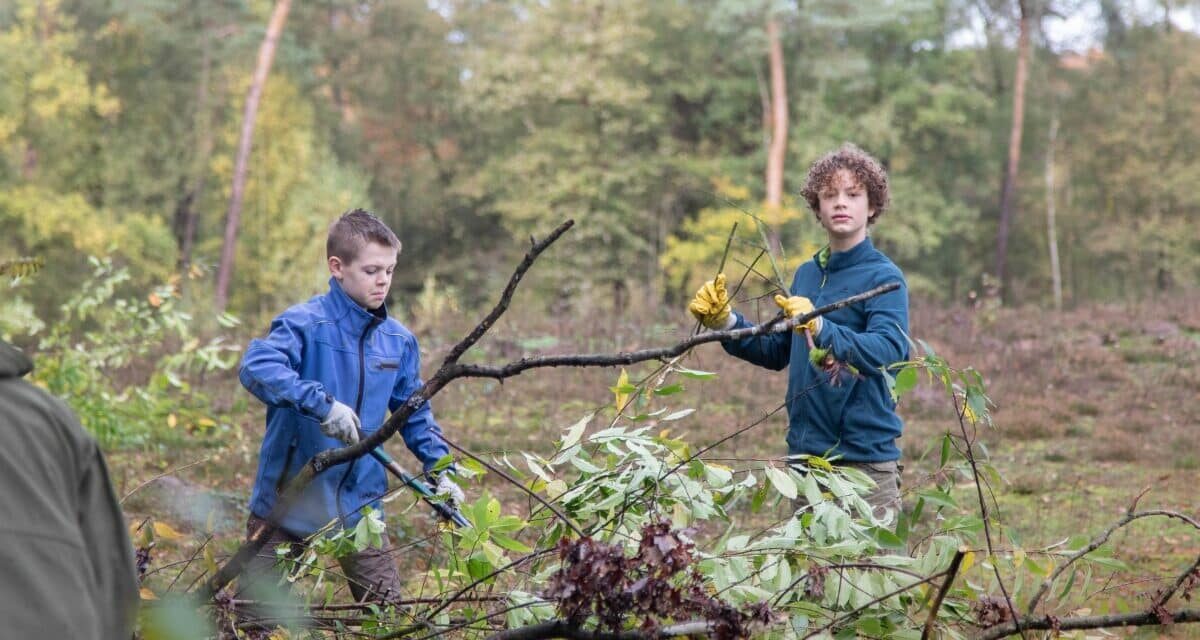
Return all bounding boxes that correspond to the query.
[7,258,241,448]
[1,0,1198,329]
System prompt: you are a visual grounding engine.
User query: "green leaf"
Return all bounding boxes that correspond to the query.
[561,413,593,450]
[939,434,952,468]
[653,383,685,396]
[856,616,884,637]
[750,482,768,512]
[1087,556,1130,572]
[491,533,533,553]
[895,367,918,397]
[662,408,695,421]
[865,526,906,551]
[914,489,958,510]
[765,465,798,500]
[675,366,717,380]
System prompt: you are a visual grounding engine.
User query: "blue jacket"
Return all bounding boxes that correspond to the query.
[722,237,909,462]
[240,278,449,536]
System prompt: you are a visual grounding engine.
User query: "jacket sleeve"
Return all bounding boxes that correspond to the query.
[720,311,793,371]
[239,310,334,419]
[390,336,450,472]
[814,270,909,376]
[77,437,139,640]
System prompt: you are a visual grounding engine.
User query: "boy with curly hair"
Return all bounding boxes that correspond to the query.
[688,143,909,518]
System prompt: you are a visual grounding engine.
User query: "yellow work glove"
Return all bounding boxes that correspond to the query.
[774,294,820,334]
[688,273,733,329]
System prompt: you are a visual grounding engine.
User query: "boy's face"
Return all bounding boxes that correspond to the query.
[817,168,873,249]
[328,241,397,310]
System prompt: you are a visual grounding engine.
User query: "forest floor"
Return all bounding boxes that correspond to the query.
[113,292,1200,636]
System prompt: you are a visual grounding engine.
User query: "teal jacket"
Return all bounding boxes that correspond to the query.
[723,238,909,462]
[0,340,138,639]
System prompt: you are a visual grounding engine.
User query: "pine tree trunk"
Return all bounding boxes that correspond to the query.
[763,16,787,256]
[214,0,292,311]
[1045,111,1062,311]
[993,0,1030,302]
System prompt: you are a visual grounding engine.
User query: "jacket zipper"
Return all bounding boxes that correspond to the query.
[336,315,381,525]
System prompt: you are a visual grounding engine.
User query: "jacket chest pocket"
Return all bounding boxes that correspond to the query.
[370,357,402,372]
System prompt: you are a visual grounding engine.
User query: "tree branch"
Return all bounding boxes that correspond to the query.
[450,283,900,381]
[486,619,713,640]
[1026,509,1200,614]
[923,550,966,639]
[975,608,1200,640]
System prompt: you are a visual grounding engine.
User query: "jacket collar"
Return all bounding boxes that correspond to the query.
[0,340,33,379]
[327,277,388,333]
[816,237,875,273]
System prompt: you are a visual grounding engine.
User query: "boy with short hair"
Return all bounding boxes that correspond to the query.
[239,208,462,603]
[689,143,909,518]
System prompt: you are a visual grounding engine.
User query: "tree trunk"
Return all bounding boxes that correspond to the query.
[993,0,1030,302]
[214,0,292,311]
[1044,111,1062,311]
[763,16,787,256]
[177,15,215,294]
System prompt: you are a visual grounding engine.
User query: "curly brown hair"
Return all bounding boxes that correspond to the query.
[799,143,890,225]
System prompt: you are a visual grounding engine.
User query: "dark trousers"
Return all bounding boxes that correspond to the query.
[240,514,405,606]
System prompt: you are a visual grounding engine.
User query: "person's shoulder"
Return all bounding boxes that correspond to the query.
[0,378,95,456]
[274,292,334,326]
[858,249,906,293]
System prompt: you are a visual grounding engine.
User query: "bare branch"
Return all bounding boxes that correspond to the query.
[975,608,1200,640]
[451,283,900,381]
[486,619,713,640]
[1026,509,1200,614]
[923,550,966,639]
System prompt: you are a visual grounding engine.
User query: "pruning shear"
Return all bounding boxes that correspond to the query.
[361,439,472,528]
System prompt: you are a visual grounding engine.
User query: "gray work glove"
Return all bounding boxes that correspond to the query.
[320,400,361,445]
[435,471,465,508]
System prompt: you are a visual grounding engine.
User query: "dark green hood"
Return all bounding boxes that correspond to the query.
[0,340,32,379]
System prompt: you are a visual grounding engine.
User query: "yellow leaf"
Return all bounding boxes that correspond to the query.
[960,550,975,575]
[166,413,177,429]
[963,402,978,424]
[611,368,630,415]
[148,292,162,307]
[658,428,671,439]
[140,587,157,600]
[153,521,184,541]
[805,455,834,472]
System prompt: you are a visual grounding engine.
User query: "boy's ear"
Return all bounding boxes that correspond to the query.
[328,255,345,280]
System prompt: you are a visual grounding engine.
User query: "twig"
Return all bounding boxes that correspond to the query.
[486,619,713,640]
[923,550,966,639]
[975,607,1200,640]
[1026,509,1200,614]
[120,455,213,504]
[441,435,583,537]
[952,394,1027,640]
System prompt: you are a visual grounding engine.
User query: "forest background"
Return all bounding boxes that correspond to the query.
[3,0,1200,638]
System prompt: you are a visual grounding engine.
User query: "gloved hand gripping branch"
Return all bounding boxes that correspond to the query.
[688,273,736,330]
